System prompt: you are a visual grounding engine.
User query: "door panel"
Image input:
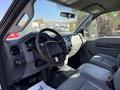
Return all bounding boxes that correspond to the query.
[79,37,120,63]
[95,37,120,57]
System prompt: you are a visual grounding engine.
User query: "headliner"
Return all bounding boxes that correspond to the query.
[51,0,120,16]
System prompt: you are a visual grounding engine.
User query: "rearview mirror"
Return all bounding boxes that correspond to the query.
[60,12,75,19]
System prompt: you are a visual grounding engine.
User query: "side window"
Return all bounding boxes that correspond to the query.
[85,11,120,40]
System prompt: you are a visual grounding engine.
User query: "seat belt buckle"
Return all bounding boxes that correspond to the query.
[106,76,114,89]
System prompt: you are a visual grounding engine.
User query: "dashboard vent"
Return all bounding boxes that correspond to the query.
[10,45,20,55]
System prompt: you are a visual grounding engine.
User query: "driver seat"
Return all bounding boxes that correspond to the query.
[57,63,120,90]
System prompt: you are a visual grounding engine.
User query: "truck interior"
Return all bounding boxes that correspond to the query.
[0,0,120,90]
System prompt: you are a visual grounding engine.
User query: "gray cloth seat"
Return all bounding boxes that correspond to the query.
[90,54,120,72]
[57,63,112,90]
[77,63,112,84]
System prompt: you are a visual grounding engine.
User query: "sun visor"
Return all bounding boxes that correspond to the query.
[50,0,78,5]
[83,4,106,14]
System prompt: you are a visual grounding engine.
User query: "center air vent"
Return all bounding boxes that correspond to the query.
[10,45,20,55]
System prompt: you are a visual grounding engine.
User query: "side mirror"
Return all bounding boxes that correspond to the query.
[60,12,75,19]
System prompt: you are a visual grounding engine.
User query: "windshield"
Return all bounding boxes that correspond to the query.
[19,0,89,36]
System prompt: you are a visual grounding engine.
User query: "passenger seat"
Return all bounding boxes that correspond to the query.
[57,63,114,90]
[90,54,120,72]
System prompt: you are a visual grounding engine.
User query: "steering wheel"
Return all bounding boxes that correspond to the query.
[35,28,67,66]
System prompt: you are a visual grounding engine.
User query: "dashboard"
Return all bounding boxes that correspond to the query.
[4,32,83,85]
[24,34,72,53]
